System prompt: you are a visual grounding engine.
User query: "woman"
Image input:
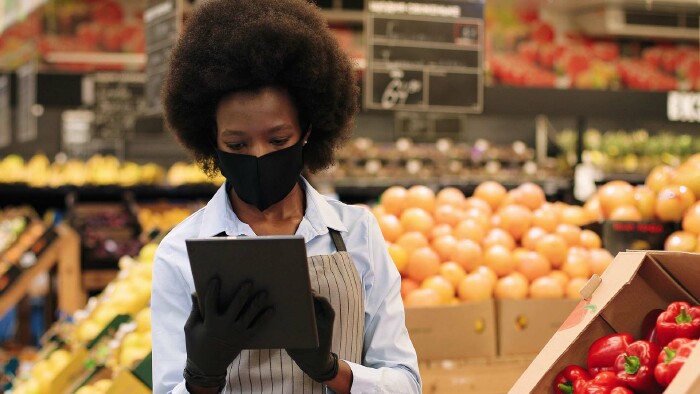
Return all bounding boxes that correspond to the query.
[151,1,421,393]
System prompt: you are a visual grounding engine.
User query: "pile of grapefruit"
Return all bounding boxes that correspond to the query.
[373,182,614,307]
[582,153,700,252]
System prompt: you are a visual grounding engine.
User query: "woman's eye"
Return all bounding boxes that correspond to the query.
[271,138,290,146]
[225,143,245,150]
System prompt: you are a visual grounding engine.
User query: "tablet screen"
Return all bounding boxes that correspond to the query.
[186,236,318,349]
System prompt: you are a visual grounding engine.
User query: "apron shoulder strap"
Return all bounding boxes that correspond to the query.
[329,229,347,252]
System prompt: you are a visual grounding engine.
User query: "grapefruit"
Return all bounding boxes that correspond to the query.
[494,274,529,300]
[496,204,533,240]
[682,201,700,234]
[431,235,458,262]
[453,219,485,243]
[566,277,589,299]
[656,185,696,221]
[589,248,614,276]
[580,229,602,249]
[664,231,697,252]
[400,208,435,237]
[457,273,494,302]
[484,245,516,277]
[396,232,429,255]
[388,244,409,273]
[515,182,546,210]
[634,186,657,220]
[609,205,643,221]
[451,239,483,272]
[515,250,551,282]
[421,275,455,304]
[406,246,442,282]
[404,288,441,307]
[536,234,569,268]
[436,187,465,208]
[532,206,559,232]
[406,185,436,212]
[529,276,564,299]
[646,165,676,193]
[598,181,636,217]
[380,186,408,216]
[522,227,548,250]
[474,181,507,211]
[377,214,403,242]
[483,228,516,250]
[434,204,461,227]
[439,261,467,288]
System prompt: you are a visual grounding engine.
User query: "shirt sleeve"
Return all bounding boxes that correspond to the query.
[151,239,193,394]
[345,211,422,394]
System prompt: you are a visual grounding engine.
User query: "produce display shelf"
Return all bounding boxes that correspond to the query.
[0,224,84,317]
[0,71,674,120]
[0,183,219,209]
[333,176,573,202]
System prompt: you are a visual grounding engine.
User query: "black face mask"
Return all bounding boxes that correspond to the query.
[216,138,304,211]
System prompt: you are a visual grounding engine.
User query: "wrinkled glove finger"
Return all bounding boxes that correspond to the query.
[184,293,203,331]
[203,278,221,328]
[312,295,335,321]
[238,290,269,328]
[245,305,275,331]
[225,281,254,321]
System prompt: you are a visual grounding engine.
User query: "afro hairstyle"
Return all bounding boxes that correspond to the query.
[162,0,359,176]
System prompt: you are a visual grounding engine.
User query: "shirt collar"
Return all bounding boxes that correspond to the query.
[198,177,347,238]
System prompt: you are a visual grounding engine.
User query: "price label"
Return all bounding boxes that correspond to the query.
[667,91,700,122]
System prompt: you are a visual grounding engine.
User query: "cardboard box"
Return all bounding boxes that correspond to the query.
[419,356,533,394]
[405,300,497,360]
[509,251,700,393]
[583,220,679,255]
[497,299,579,356]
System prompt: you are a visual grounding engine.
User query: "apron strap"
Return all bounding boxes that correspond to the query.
[329,229,347,252]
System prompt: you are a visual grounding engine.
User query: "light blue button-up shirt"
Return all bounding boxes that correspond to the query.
[151,179,421,394]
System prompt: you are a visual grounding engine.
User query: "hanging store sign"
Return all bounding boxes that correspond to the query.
[144,0,179,113]
[0,75,10,148]
[365,0,484,113]
[667,91,700,123]
[15,62,37,143]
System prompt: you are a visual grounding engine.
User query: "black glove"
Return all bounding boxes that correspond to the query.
[184,278,274,389]
[285,295,339,383]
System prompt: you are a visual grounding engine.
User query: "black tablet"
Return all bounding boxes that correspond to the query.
[185,236,318,349]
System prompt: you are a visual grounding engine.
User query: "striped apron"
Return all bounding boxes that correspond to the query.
[223,229,365,393]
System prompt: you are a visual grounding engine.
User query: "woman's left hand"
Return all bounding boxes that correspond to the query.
[285,295,339,383]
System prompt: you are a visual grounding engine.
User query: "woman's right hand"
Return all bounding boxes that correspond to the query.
[183,278,274,391]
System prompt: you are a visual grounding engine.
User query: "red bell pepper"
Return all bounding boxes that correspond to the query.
[654,338,697,387]
[554,365,591,394]
[614,340,662,394]
[572,371,632,394]
[587,333,634,375]
[656,302,700,347]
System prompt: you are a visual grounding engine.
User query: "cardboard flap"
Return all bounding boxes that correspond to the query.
[599,253,697,337]
[648,251,700,304]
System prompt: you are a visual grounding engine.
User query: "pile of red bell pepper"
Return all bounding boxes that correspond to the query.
[553,302,699,394]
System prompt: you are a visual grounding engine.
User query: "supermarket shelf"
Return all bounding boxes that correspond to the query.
[0,183,219,213]
[3,70,673,120]
[595,172,648,185]
[0,224,84,317]
[482,86,668,119]
[332,176,573,203]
